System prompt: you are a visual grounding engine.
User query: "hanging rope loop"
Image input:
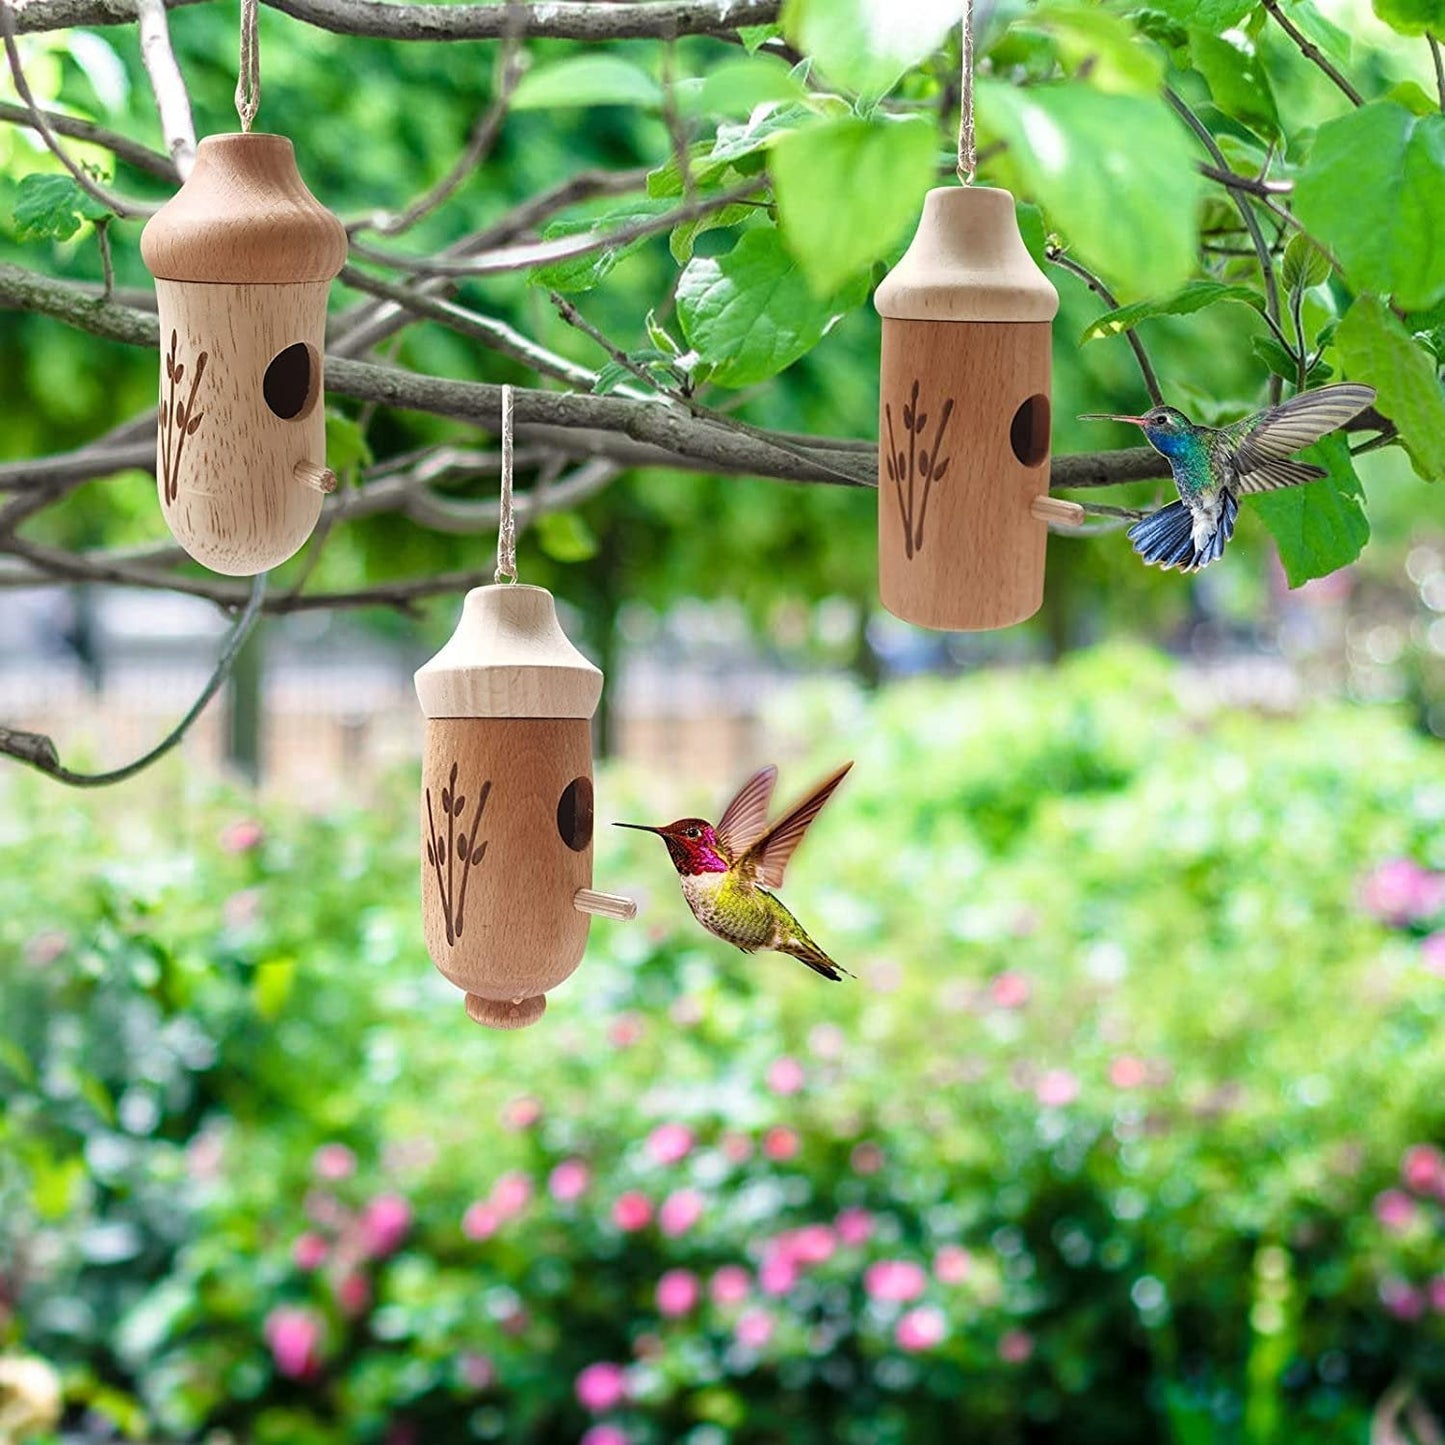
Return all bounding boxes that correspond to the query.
[957,0,976,184]
[494,384,518,584]
[236,0,260,132]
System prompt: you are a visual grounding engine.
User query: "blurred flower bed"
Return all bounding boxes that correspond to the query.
[0,646,1442,1444]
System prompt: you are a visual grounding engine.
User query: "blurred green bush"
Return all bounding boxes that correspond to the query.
[1,646,1443,1444]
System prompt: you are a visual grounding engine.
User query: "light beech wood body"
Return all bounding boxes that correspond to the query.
[878,318,1054,632]
[421,717,595,1029]
[152,280,330,574]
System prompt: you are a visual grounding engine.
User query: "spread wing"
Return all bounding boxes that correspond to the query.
[715,765,778,861]
[1232,457,1327,494]
[1233,383,1376,473]
[739,761,852,890]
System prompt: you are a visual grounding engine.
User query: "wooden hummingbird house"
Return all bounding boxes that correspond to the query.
[876,185,1079,631]
[414,583,636,1030]
[140,133,347,575]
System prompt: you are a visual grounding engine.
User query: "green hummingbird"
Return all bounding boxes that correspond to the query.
[1082,382,1376,572]
[616,762,853,981]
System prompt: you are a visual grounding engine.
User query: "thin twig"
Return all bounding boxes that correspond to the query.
[1429,33,1445,110]
[1261,0,1363,106]
[0,100,179,180]
[1045,246,1164,407]
[135,0,195,177]
[0,574,266,786]
[1198,163,1292,197]
[659,30,695,201]
[0,0,154,218]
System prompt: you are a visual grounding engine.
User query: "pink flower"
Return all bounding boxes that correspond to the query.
[647,1122,695,1166]
[735,1309,775,1349]
[459,1353,495,1390]
[758,1250,798,1296]
[549,1159,591,1204]
[312,1143,356,1181]
[582,1428,629,1445]
[710,1265,751,1306]
[896,1305,947,1352]
[1423,932,1445,976]
[1429,1275,1445,1314]
[767,1057,806,1095]
[221,819,264,853]
[1374,1188,1419,1234]
[491,1171,533,1220]
[613,1192,653,1232]
[865,1259,928,1304]
[999,1329,1035,1364]
[659,1188,704,1238]
[1380,1276,1426,1321]
[656,1268,701,1318]
[764,1127,800,1162]
[1109,1055,1149,1089]
[1035,1069,1080,1108]
[1362,859,1445,924]
[835,1207,874,1247]
[359,1194,411,1258]
[790,1223,836,1265]
[991,971,1031,1009]
[722,1131,754,1163]
[933,1245,971,1285]
[24,930,68,967]
[463,1202,499,1241]
[850,1142,884,1175]
[264,1306,324,1380]
[575,1361,628,1413]
[1402,1144,1445,1197]
[608,1014,645,1049]
[809,1023,846,1059]
[335,1272,371,1316]
[292,1232,328,1272]
[501,1095,542,1131]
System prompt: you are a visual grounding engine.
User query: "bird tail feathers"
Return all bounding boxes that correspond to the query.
[1127,493,1238,573]
[779,934,850,982]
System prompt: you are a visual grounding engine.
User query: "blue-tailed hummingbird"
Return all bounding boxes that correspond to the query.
[616,762,852,981]
[1082,383,1376,572]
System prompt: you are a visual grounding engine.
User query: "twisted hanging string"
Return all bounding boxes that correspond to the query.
[236,0,260,132]
[957,0,976,184]
[494,383,518,583]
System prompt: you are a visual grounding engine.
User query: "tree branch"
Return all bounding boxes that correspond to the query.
[135,0,195,177]
[0,573,265,786]
[11,0,782,41]
[1260,0,1364,106]
[0,101,179,180]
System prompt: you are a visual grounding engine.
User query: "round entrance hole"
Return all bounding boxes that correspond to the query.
[263,342,319,420]
[1010,394,1051,467]
[557,777,594,852]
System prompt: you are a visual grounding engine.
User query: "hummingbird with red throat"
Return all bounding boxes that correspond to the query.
[616,762,853,981]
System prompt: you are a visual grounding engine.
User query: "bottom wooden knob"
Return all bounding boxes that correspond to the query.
[465,992,547,1029]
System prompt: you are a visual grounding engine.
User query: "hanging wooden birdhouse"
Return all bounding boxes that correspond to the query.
[140,134,347,576]
[414,583,635,1030]
[875,185,1075,632]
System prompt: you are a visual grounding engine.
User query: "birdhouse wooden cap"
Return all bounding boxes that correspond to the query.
[141,133,348,284]
[415,584,603,720]
[874,186,1058,323]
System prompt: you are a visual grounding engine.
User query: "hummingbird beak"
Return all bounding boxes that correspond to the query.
[1079,412,1149,426]
[614,822,662,834]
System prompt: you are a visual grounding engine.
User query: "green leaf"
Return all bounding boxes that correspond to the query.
[669,202,754,264]
[1282,233,1330,292]
[13,171,112,242]
[535,511,600,562]
[771,113,937,295]
[781,0,957,97]
[1079,281,1264,344]
[1371,0,1445,34]
[1284,0,1352,63]
[676,225,866,387]
[1253,433,1369,586]
[1028,0,1165,95]
[1334,293,1445,480]
[253,957,296,1021]
[1293,103,1445,312]
[648,104,814,199]
[737,22,783,51]
[1384,80,1441,115]
[1251,334,1301,380]
[1133,0,1255,27]
[978,81,1205,300]
[689,55,807,117]
[1188,28,1279,137]
[591,360,636,395]
[324,411,373,478]
[510,55,660,111]
[530,198,673,294]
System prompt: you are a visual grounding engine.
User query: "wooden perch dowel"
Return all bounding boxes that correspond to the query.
[574,888,638,921]
[1031,496,1086,527]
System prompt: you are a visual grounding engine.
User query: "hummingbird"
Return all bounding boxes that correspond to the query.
[616,762,853,981]
[1081,382,1376,572]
